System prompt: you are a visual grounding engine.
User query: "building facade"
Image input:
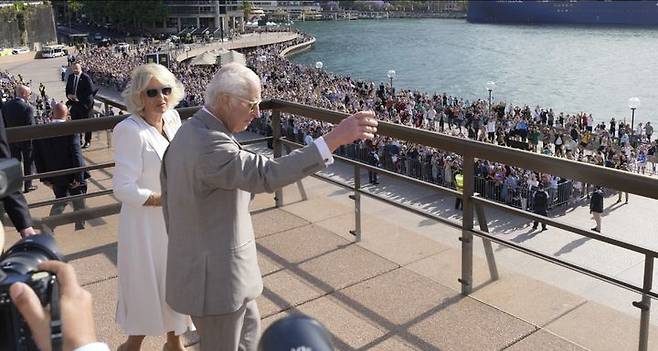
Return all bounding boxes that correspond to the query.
[250,1,322,21]
[162,0,243,35]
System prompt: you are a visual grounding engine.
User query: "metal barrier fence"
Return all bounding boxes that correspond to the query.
[283,137,576,212]
[6,95,658,351]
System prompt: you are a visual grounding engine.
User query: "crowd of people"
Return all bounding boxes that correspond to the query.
[1,71,59,124]
[65,30,656,218]
[244,36,655,215]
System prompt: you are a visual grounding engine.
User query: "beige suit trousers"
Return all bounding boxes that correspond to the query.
[192,300,260,351]
[592,211,602,231]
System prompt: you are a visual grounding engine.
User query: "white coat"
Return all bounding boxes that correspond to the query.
[112,110,194,336]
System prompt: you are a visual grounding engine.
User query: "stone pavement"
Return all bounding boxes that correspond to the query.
[3,132,658,350]
[174,32,299,62]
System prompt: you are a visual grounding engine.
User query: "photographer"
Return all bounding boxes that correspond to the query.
[9,260,109,351]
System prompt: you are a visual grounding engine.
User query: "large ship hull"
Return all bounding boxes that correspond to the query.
[468,1,658,26]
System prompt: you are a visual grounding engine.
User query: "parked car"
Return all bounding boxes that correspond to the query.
[12,47,29,55]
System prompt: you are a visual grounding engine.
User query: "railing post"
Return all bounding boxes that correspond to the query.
[349,164,362,242]
[271,111,283,208]
[104,103,112,148]
[459,153,475,295]
[634,254,654,351]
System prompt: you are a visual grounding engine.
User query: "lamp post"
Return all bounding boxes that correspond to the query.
[387,69,396,94]
[486,81,496,117]
[628,97,640,134]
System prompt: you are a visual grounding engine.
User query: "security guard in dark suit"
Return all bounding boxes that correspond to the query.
[33,103,89,231]
[0,90,35,238]
[65,63,96,148]
[1,85,36,193]
[532,185,549,231]
[590,186,604,233]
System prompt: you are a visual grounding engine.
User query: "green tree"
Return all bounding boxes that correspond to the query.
[243,0,252,21]
[11,2,31,45]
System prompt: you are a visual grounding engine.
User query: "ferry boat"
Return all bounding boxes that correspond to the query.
[467,0,658,26]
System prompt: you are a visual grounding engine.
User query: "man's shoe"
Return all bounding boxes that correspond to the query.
[591,227,600,233]
[541,227,547,231]
[23,185,37,193]
[75,222,85,231]
[82,142,90,149]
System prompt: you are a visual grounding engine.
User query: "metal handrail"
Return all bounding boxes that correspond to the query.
[280,136,658,299]
[266,99,658,198]
[24,162,115,181]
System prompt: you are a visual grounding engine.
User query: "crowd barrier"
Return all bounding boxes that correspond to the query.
[268,126,577,213]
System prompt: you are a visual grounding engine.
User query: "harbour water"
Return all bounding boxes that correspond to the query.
[292,19,658,127]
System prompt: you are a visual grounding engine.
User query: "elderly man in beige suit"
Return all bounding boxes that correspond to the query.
[161,63,378,351]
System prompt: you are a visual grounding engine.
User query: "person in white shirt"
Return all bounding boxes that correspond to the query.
[486,117,496,143]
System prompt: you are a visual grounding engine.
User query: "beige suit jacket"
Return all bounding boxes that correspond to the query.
[161,108,326,316]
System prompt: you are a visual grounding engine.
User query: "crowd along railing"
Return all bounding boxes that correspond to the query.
[6,96,658,351]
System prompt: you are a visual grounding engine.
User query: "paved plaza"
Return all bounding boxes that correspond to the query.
[2,38,658,350]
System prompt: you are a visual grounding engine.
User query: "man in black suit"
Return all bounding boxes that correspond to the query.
[65,63,96,148]
[1,85,36,193]
[0,94,36,238]
[532,185,549,231]
[33,103,88,231]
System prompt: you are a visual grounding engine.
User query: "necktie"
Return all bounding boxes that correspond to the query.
[73,75,79,96]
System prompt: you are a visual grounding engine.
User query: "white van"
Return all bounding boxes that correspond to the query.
[41,44,66,58]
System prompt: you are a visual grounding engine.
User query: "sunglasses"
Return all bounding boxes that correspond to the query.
[145,87,172,98]
[228,94,261,113]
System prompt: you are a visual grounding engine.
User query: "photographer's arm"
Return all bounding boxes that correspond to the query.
[10,261,108,351]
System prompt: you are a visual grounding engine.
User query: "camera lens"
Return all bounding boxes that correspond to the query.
[0,234,62,276]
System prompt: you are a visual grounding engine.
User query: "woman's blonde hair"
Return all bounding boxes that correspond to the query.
[122,63,185,116]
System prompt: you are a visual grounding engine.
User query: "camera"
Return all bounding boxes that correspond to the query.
[0,234,63,351]
[0,158,63,351]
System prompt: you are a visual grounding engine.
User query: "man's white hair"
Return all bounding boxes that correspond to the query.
[204,63,260,106]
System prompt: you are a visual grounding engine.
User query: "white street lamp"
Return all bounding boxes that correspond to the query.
[628,97,640,133]
[387,69,396,90]
[486,81,496,116]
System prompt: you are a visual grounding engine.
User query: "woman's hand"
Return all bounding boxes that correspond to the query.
[143,192,162,206]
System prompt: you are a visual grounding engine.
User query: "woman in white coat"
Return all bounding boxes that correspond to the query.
[113,64,193,351]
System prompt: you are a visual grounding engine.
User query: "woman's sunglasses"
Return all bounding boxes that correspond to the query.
[145,87,172,98]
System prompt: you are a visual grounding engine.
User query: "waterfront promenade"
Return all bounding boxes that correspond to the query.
[172,32,298,62]
[3,39,658,350]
